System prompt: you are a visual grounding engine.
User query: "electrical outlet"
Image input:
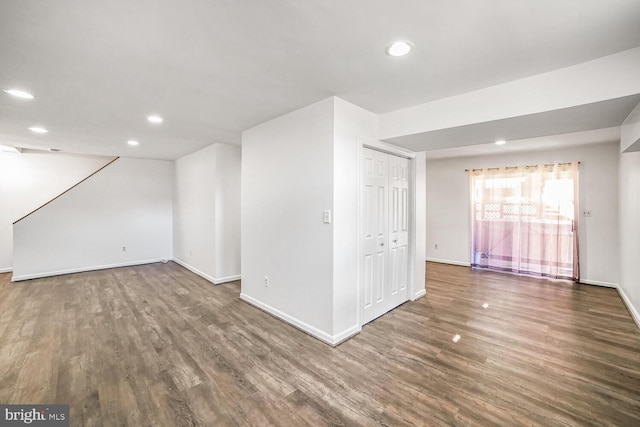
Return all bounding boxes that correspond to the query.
[264,276,269,287]
[122,246,126,252]
[435,243,438,249]
[582,210,592,217]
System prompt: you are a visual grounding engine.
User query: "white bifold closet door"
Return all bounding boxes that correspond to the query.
[362,148,410,325]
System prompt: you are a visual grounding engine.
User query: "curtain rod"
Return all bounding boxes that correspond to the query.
[464,161,580,172]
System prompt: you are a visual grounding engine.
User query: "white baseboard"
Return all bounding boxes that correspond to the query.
[617,285,640,329]
[331,324,362,346]
[215,274,242,284]
[172,258,240,285]
[0,267,12,274]
[413,288,426,300]
[426,257,471,267]
[580,279,618,288]
[173,258,216,283]
[239,292,361,346]
[11,258,168,282]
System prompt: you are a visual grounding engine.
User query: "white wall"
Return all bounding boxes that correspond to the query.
[173,144,217,280]
[426,142,620,286]
[0,151,112,272]
[333,98,377,338]
[332,99,427,335]
[241,98,336,339]
[621,101,640,152]
[619,149,640,327]
[214,144,241,280]
[413,151,427,298]
[12,158,173,280]
[242,97,427,344]
[173,143,241,283]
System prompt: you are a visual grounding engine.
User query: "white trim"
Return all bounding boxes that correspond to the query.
[617,285,640,328]
[580,279,618,288]
[409,152,418,306]
[331,324,362,346]
[173,258,240,285]
[412,288,426,300]
[11,258,167,282]
[173,258,216,283]
[362,139,416,159]
[426,257,472,267]
[240,292,361,346]
[214,274,242,284]
[0,267,12,274]
[356,140,363,327]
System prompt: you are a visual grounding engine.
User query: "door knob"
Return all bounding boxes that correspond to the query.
[392,239,397,243]
[380,242,384,246]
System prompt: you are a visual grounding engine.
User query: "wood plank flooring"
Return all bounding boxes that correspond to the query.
[0,261,639,426]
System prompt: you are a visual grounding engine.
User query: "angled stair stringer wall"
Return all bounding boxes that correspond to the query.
[12,157,173,281]
[0,152,115,272]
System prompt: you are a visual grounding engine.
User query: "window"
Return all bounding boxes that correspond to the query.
[470,163,579,280]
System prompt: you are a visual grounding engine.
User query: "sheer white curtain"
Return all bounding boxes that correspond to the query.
[470,162,579,281]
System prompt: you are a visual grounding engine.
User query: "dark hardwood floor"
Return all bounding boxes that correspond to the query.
[0,261,639,426]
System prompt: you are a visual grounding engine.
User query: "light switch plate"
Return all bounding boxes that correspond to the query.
[323,210,332,224]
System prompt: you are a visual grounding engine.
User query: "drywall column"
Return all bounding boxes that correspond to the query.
[173,143,241,284]
[618,101,640,327]
[618,151,640,326]
[332,98,378,340]
[214,144,241,282]
[241,98,336,342]
[413,151,427,299]
[173,145,218,281]
[242,96,426,344]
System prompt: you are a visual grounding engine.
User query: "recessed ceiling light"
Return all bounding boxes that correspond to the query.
[386,40,414,57]
[495,140,506,145]
[127,140,139,146]
[28,126,48,134]
[147,115,163,124]
[3,88,34,99]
